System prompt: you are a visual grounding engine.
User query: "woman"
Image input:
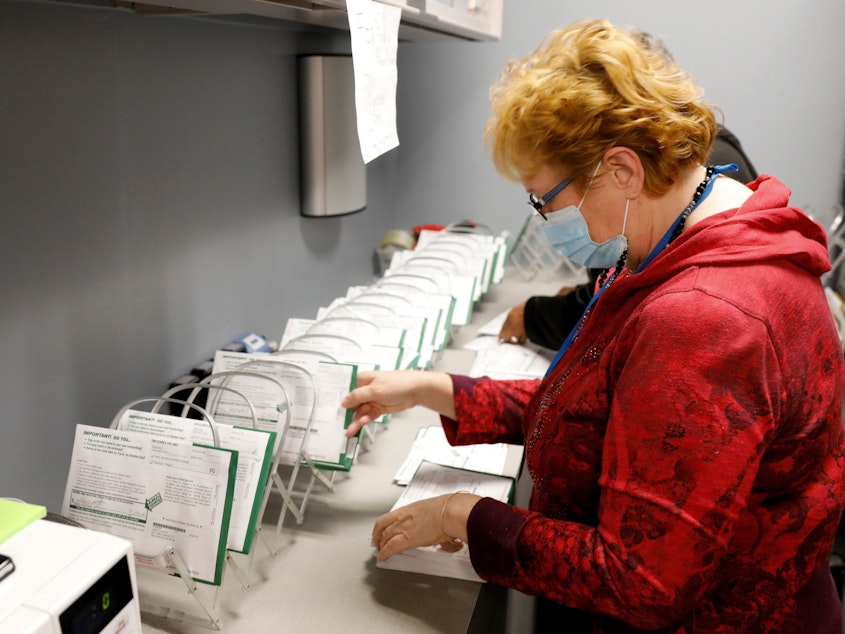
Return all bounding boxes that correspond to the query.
[342,19,845,632]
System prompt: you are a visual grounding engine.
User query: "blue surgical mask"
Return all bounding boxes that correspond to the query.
[541,166,629,269]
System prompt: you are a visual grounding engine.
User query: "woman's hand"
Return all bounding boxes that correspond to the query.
[498,302,527,345]
[372,492,481,561]
[341,370,455,437]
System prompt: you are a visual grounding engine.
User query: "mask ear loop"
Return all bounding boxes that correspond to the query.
[621,199,630,235]
[578,162,603,209]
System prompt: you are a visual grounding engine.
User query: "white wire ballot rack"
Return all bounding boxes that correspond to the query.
[60,227,574,633]
[508,211,584,282]
[66,384,283,630]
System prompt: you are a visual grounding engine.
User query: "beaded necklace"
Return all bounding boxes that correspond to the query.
[669,165,716,243]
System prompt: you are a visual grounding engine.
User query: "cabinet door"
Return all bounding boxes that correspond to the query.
[122,0,503,41]
[404,0,502,40]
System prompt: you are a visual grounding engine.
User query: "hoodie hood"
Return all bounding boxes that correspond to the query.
[634,175,831,288]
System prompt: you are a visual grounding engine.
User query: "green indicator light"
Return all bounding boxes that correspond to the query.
[102,592,110,611]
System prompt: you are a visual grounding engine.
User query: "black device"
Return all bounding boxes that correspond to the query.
[0,554,14,582]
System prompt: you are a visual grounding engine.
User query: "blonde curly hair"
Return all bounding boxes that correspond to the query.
[484,19,719,197]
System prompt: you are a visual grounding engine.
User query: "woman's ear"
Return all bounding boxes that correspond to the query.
[602,147,644,199]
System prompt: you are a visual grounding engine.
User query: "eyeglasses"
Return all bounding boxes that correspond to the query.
[527,177,573,221]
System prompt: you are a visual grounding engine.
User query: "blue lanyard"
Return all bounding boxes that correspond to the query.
[543,164,737,377]
[544,269,614,376]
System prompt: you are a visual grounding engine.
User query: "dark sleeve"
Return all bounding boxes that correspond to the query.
[523,278,597,350]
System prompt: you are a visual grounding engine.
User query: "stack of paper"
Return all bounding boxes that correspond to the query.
[393,425,519,486]
[376,461,514,582]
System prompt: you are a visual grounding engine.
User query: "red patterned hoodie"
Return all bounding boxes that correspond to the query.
[444,176,845,633]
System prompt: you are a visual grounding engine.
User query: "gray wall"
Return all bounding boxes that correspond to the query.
[2,0,845,513]
[0,1,400,511]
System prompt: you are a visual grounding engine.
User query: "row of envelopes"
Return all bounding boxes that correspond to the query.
[58,226,509,629]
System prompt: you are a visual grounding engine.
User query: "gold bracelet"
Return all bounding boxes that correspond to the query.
[440,490,470,542]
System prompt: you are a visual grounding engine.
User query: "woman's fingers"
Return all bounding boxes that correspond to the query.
[344,404,380,437]
[342,371,423,438]
[371,496,452,561]
[340,372,378,410]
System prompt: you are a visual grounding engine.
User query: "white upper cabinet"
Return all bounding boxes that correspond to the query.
[126,0,503,41]
[403,0,502,41]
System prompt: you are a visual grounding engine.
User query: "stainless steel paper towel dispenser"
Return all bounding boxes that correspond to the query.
[298,55,367,218]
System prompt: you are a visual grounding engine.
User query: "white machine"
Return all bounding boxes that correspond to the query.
[0,519,142,634]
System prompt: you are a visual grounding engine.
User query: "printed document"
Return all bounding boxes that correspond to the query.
[62,424,236,585]
[467,338,555,380]
[118,411,274,554]
[212,351,358,470]
[346,0,401,163]
[393,425,520,486]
